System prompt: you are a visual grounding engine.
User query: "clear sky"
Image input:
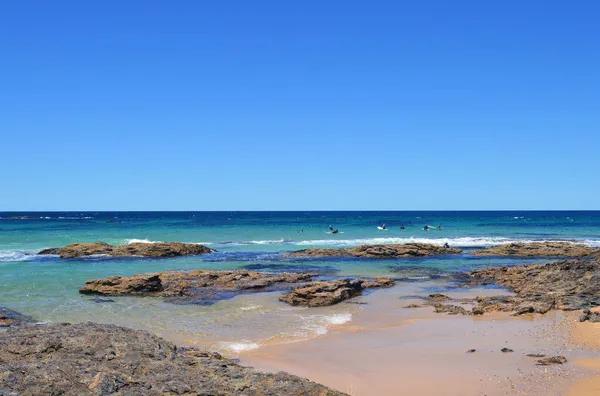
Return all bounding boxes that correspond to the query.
[1,1,599,211]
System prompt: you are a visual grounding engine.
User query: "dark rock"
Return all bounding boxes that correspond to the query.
[404,304,423,308]
[80,270,315,299]
[279,279,364,307]
[286,243,462,259]
[472,242,599,257]
[469,257,600,314]
[537,356,568,365]
[0,308,31,328]
[427,293,452,302]
[466,349,476,353]
[433,304,471,316]
[39,241,215,259]
[526,353,546,358]
[579,309,600,323]
[501,348,514,353]
[0,322,345,395]
[359,277,396,288]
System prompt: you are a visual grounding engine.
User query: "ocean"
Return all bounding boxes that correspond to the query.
[1,211,599,352]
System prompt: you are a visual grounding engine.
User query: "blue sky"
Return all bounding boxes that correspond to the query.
[1,1,599,210]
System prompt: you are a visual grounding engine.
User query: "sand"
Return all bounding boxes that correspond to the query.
[240,283,593,395]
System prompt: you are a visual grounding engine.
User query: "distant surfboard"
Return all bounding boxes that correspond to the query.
[377,227,388,231]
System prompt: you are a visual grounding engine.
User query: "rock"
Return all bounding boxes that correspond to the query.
[360,277,396,288]
[470,296,555,316]
[279,279,364,307]
[469,257,600,312]
[427,293,452,302]
[501,348,514,353]
[80,270,315,301]
[472,242,599,257]
[526,354,546,358]
[433,304,471,316]
[466,349,476,353]
[537,356,568,365]
[579,309,600,323]
[0,308,31,328]
[39,241,215,259]
[286,243,462,259]
[0,322,345,395]
[404,304,423,308]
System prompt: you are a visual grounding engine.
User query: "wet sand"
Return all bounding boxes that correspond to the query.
[240,284,594,395]
[568,307,600,396]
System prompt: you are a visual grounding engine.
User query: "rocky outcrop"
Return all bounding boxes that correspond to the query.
[469,257,600,312]
[80,270,315,301]
[286,243,462,259]
[579,309,600,323]
[0,322,345,395]
[39,241,215,259]
[472,242,599,257]
[0,308,30,328]
[279,277,394,307]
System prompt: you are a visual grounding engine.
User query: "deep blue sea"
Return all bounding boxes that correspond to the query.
[1,211,599,352]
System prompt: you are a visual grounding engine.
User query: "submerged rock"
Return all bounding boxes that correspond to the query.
[80,270,314,299]
[472,242,599,257]
[0,322,345,396]
[39,241,215,259]
[286,243,462,259]
[279,277,395,307]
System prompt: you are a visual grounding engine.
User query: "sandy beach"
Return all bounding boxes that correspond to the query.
[240,284,600,395]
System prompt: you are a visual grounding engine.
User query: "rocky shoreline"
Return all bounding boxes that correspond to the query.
[0,321,345,395]
[39,241,215,259]
[285,243,462,258]
[472,242,599,257]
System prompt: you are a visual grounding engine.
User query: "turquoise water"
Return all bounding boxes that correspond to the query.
[1,211,599,352]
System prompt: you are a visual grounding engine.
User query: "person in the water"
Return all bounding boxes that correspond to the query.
[443,242,450,248]
[424,225,429,230]
[437,224,442,229]
[331,229,339,234]
[298,229,304,234]
[382,224,387,230]
[400,224,405,230]
[329,225,334,231]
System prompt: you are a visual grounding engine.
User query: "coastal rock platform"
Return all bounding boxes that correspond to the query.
[80,270,315,300]
[0,322,345,395]
[472,242,599,257]
[285,243,462,259]
[39,241,215,259]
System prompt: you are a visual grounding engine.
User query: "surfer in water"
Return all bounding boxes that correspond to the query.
[329,225,334,231]
[382,224,387,230]
[331,229,339,234]
[437,224,442,229]
[443,242,450,248]
[400,224,405,230]
[424,225,429,231]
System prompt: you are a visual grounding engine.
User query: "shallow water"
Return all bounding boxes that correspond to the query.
[1,211,599,353]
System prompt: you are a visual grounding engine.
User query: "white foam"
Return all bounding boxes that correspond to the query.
[324,313,353,325]
[220,341,260,353]
[299,313,353,337]
[124,239,213,245]
[293,237,600,248]
[240,304,261,311]
[125,239,162,244]
[0,251,35,262]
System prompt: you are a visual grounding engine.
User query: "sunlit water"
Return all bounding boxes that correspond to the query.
[1,211,599,353]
